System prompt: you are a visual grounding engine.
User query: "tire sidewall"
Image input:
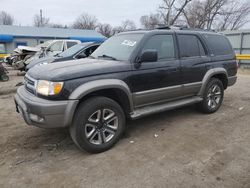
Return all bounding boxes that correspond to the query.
[72,97,125,153]
[202,78,224,113]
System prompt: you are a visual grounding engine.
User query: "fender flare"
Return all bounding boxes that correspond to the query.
[198,68,228,96]
[69,79,134,111]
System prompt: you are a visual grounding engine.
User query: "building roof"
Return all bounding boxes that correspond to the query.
[0,25,105,42]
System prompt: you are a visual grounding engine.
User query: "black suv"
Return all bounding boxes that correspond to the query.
[15,29,237,153]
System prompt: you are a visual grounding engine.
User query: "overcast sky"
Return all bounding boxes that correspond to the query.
[1,0,162,27]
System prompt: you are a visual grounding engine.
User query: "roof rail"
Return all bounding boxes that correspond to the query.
[155,25,171,30]
[156,25,188,30]
[155,25,216,32]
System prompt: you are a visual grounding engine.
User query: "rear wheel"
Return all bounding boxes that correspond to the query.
[197,78,224,113]
[70,96,125,153]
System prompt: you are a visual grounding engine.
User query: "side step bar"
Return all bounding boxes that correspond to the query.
[130,96,203,120]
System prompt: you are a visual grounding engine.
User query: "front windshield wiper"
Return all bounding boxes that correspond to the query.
[98,54,117,61]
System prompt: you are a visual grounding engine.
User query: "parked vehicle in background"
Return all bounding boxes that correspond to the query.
[0,44,7,62]
[7,40,81,71]
[26,42,101,71]
[5,41,53,69]
[15,28,237,153]
[0,62,9,82]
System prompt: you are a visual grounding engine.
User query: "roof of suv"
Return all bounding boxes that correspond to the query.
[118,28,220,36]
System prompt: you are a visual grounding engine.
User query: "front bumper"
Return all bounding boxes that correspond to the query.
[14,86,78,128]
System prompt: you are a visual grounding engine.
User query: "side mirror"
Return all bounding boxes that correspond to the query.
[140,50,158,63]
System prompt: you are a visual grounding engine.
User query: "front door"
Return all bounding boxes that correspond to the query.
[130,34,182,107]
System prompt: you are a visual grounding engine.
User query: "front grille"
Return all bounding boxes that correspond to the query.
[24,75,36,95]
[25,76,35,86]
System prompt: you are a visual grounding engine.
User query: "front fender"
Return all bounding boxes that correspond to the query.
[69,79,134,110]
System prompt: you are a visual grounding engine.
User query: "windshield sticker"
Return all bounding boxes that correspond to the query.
[121,40,137,47]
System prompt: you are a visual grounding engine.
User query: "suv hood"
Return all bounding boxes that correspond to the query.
[27,58,131,81]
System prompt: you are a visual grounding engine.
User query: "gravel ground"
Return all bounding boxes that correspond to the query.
[0,73,250,188]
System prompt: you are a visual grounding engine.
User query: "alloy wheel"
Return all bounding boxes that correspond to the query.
[85,109,118,145]
[207,84,222,109]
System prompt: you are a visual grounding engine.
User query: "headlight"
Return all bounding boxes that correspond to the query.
[40,59,54,66]
[40,62,48,65]
[36,80,64,96]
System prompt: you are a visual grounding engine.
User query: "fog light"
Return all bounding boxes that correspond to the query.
[29,113,44,123]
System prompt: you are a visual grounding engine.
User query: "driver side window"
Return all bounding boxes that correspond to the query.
[142,35,175,60]
[77,45,99,58]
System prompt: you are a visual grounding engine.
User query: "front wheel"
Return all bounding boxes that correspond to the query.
[197,78,224,114]
[70,97,125,153]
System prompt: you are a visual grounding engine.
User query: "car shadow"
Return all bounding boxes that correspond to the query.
[18,104,199,156]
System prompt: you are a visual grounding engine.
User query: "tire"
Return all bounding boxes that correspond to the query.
[197,78,224,114]
[70,96,126,153]
[1,74,9,82]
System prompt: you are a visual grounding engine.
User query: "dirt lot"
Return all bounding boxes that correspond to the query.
[0,71,250,188]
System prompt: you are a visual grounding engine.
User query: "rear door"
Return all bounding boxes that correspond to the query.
[131,34,182,107]
[177,34,210,97]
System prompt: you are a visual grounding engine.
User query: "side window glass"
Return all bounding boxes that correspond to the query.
[86,45,99,56]
[48,41,63,52]
[79,45,99,58]
[178,35,206,58]
[203,34,233,56]
[67,42,77,49]
[142,35,175,60]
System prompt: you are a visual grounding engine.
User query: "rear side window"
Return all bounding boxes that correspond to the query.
[67,41,78,49]
[178,35,206,58]
[142,35,175,60]
[48,41,63,51]
[203,34,233,56]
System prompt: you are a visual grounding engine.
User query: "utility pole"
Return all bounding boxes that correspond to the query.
[39,9,42,27]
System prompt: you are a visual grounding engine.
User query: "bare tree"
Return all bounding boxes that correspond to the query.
[217,1,250,30]
[96,23,113,37]
[50,23,68,28]
[33,10,49,27]
[183,0,250,30]
[183,1,208,28]
[120,20,136,31]
[159,0,192,25]
[111,20,137,35]
[72,13,98,30]
[140,13,162,29]
[0,11,14,25]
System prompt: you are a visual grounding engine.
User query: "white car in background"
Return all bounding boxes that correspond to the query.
[10,39,81,71]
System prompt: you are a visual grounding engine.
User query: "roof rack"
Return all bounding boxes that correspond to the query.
[156,25,188,30]
[155,25,216,32]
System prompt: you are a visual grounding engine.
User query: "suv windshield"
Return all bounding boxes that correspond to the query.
[58,43,91,57]
[91,33,143,61]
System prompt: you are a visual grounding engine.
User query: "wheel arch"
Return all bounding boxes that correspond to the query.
[69,79,134,117]
[198,68,228,96]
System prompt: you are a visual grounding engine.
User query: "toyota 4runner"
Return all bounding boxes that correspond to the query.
[15,29,237,153]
